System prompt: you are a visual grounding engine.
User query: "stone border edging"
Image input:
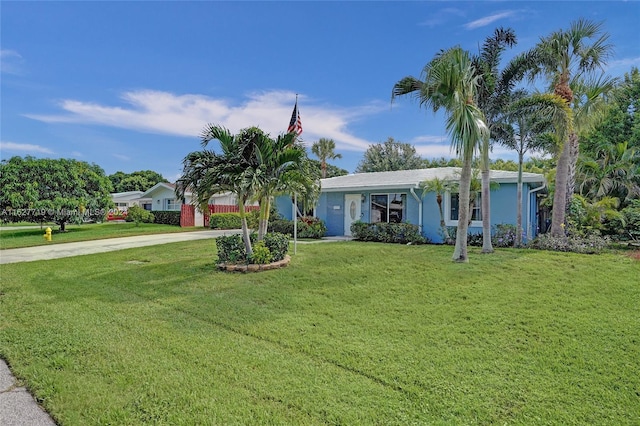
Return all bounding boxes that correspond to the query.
[217,255,291,272]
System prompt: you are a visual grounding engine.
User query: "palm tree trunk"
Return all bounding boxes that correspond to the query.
[238,198,253,256]
[516,153,523,247]
[453,156,472,262]
[550,137,571,237]
[437,196,450,244]
[481,170,493,253]
[565,132,579,215]
[258,197,271,241]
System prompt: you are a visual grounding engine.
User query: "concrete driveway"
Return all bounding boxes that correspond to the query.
[0,229,241,264]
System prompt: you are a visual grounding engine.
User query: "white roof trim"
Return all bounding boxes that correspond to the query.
[320,167,545,192]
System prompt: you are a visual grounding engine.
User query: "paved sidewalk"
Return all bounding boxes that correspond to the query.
[0,229,241,264]
[0,360,55,426]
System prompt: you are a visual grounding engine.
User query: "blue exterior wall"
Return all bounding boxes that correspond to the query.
[275,182,541,241]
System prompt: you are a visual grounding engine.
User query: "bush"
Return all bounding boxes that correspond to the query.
[249,241,272,264]
[263,232,289,261]
[492,224,520,248]
[216,232,290,264]
[210,213,242,229]
[528,233,609,254]
[351,221,428,244]
[268,217,326,239]
[153,211,181,226]
[604,200,640,241]
[124,205,154,226]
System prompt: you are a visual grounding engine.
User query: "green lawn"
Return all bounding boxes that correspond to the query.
[1,242,638,425]
[0,222,207,249]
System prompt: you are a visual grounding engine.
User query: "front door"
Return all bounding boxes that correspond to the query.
[344,194,362,236]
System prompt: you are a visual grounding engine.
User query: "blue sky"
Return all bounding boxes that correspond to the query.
[2,1,639,180]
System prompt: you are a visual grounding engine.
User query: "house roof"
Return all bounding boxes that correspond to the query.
[320,167,545,192]
[140,182,192,198]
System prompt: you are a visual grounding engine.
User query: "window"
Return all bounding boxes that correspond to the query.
[370,193,406,223]
[448,192,482,225]
[165,199,181,210]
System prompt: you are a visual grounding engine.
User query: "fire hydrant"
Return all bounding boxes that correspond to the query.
[43,227,52,242]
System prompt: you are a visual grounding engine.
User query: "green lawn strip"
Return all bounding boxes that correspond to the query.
[0,222,208,249]
[1,241,638,424]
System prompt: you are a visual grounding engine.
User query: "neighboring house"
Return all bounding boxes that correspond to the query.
[110,191,152,211]
[140,182,191,211]
[275,167,546,243]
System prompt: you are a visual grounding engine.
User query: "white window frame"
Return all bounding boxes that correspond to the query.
[165,198,181,211]
[444,191,482,228]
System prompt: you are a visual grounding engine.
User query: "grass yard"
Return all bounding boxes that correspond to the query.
[0,222,207,250]
[0,242,638,425]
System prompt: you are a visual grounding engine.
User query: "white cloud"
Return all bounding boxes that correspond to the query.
[0,49,24,75]
[0,141,54,154]
[25,89,381,153]
[464,11,516,30]
[607,56,640,74]
[71,151,83,157]
[113,153,131,161]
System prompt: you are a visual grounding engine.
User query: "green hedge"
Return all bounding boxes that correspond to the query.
[210,213,242,229]
[351,221,428,244]
[269,217,326,239]
[153,211,181,226]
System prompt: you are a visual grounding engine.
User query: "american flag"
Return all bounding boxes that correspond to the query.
[287,101,303,136]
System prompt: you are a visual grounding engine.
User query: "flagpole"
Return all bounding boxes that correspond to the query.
[293,193,298,255]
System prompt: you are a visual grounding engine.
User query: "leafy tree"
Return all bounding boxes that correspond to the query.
[311,138,342,178]
[355,137,423,173]
[109,170,167,192]
[581,68,640,154]
[423,157,462,168]
[394,46,489,262]
[0,156,113,231]
[523,18,613,237]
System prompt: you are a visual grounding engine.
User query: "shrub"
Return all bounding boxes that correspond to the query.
[124,205,154,226]
[153,211,181,226]
[492,224,519,248]
[216,232,289,264]
[263,232,289,261]
[267,217,326,239]
[269,219,295,236]
[528,233,609,254]
[216,234,247,264]
[249,241,272,264]
[351,221,428,244]
[210,213,242,229]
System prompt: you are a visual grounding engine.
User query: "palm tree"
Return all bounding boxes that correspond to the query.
[420,177,455,244]
[311,138,342,179]
[524,18,613,237]
[472,27,518,253]
[252,130,318,240]
[496,92,565,245]
[177,125,261,256]
[578,140,640,203]
[393,46,489,262]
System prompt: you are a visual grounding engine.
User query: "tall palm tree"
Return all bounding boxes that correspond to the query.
[496,92,567,245]
[393,46,489,262]
[420,177,455,244]
[524,18,613,237]
[472,27,518,253]
[311,138,342,179]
